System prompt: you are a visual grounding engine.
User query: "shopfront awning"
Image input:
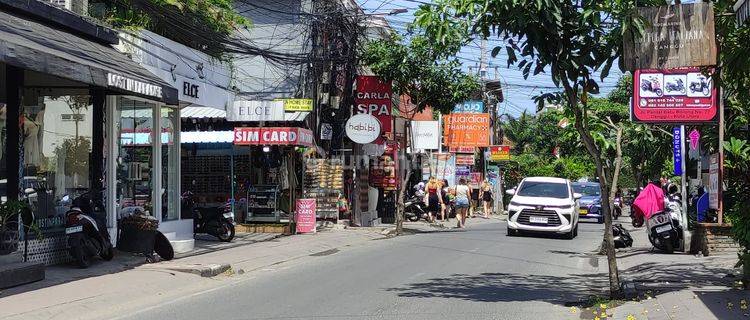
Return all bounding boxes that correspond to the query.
[180,106,227,119]
[0,8,178,104]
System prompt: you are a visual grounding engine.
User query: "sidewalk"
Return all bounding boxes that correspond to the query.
[608,223,748,320]
[0,228,388,320]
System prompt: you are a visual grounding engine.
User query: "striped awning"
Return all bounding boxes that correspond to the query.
[180,106,227,119]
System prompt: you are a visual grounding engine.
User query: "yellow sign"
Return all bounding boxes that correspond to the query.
[279,99,313,112]
[489,145,511,162]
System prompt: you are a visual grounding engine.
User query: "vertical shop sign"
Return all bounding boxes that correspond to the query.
[296,199,316,233]
[672,127,682,176]
[709,154,719,209]
[355,75,392,139]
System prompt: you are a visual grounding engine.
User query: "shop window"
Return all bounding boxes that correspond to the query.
[21,91,93,227]
[161,106,179,221]
[116,97,154,216]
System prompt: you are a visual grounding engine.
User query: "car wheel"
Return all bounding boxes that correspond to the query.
[506,226,517,236]
[597,216,604,224]
[573,224,578,237]
[565,227,575,240]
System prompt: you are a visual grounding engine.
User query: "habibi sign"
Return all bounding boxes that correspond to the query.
[355,75,392,138]
[623,3,716,70]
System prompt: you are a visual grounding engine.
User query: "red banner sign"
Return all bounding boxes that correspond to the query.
[355,76,392,140]
[489,145,511,162]
[455,154,475,166]
[632,67,718,123]
[449,146,475,154]
[233,127,314,147]
[295,199,316,234]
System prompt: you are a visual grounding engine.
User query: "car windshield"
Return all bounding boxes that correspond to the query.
[573,184,600,196]
[516,181,570,199]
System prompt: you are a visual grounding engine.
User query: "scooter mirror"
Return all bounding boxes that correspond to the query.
[24,188,35,195]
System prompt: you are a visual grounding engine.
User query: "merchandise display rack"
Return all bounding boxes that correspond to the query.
[303,158,344,220]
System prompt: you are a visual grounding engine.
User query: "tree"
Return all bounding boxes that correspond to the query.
[415,0,663,297]
[361,32,480,234]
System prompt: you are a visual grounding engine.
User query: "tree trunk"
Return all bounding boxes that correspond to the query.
[571,102,621,298]
[609,126,623,211]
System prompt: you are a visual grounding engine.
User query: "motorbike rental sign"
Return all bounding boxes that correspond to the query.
[632,67,717,123]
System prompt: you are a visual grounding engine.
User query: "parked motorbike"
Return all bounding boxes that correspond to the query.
[641,78,663,96]
[612,196,622,220]
[665,79,685,94]
[65,190,114,268]
[612,224,634,249]
[645,190,684,253]
[183,192,235,242]
[404,195,428,222]
[689,77,710,96]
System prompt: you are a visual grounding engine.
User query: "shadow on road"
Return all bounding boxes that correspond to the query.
[386,272,609,306]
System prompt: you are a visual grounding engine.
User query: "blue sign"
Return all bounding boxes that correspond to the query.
[673,127,682,176]
[453,100,484,113]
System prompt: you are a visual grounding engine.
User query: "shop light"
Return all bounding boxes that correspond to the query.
[263,146,271,153]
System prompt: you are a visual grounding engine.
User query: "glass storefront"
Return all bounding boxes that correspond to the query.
[115,97,155,216]
[21,90,93,223]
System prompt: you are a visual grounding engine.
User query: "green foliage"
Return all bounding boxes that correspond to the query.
[360,32,480,115]
[91,0,250,58]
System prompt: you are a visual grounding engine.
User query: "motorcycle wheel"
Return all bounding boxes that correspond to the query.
[70,246,91,268]
[663,238,675,254]
[407,214,420,222]
[702,87,709,96]
[217,222,235,242]
[655,89,663,96]
[100,245,115,261]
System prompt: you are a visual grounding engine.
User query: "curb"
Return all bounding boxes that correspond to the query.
[158,263,232,277]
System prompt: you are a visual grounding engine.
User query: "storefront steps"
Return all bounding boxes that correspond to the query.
[161,232,195,254]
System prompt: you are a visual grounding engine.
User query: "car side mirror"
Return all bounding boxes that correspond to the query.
[573,193,583,200]
[505,189,515,196]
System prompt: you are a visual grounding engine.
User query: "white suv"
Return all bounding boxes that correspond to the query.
[506,177,581,239]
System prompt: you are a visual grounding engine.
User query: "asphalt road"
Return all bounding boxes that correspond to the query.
[121,218,609,320]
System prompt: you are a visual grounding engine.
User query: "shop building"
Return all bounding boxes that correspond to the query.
[115,29,236,251]
[0,1,178,265]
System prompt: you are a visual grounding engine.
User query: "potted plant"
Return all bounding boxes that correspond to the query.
[0,200,30,255]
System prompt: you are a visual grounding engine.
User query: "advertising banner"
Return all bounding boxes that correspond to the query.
[295,199,317,234]
[412,121,440,150]
[233,127,314,147]
[449,146,475,154]
[623,3,716,70]
[369,141,399,190]
[455,154,475,166]
[355,75,392,139]
[280,98,313,112]
[673,127,683,176]
[489,145,511,162]
[443,113,490,147]
[431,153,456,186]
[470,172,483,188]
[455,166,470,183]
[632,67,717,123]
[453,100,485,113]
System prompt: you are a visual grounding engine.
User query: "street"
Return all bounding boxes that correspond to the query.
[116,218,607,320]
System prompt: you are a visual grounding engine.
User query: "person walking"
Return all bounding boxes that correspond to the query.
[481,180,493,219]
[454,178,471,228]
[424,177,443,223]
[441,179,452,221]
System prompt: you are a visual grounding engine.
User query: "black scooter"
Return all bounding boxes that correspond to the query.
[65,191,114,268]
[665,79,685,94]
[404,195,427,222]
[183,192,235,242]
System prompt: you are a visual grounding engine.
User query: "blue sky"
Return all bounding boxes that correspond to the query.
[357,0,626,116]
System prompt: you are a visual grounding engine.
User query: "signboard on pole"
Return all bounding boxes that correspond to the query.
[443,113,490,147]
[345,114,381,144]
[355,76,392,140]
[489,145,511,162]
[295,199,316,234]
[453,100,485,113]
[455,154,475,166]
[689,129,700,150]
[412,121,440,150]
[449,146,475,154]
[632,67,717,123]
[623,3,716,70]
[673,127,683,176]
[709,154,719,209]
[279,98,313,112]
